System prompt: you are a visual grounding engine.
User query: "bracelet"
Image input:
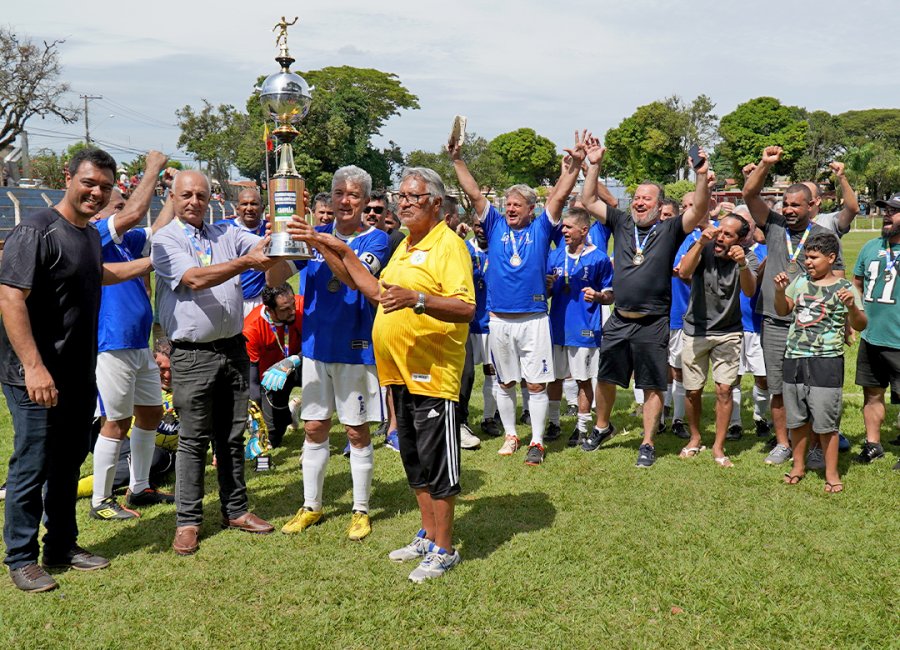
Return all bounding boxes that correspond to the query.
[738,263,748,270]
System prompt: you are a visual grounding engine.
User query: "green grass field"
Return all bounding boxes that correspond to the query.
[0,232,897,649]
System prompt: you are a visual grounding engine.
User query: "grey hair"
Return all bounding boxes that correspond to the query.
[401,167,446,201]
[332,165,372,199]
[505,183,537,206]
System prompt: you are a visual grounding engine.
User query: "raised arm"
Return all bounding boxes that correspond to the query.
[682,149,711,233]
[743,146,782,227]
[307,232,381,302]
[829,162,859,232]
[678,227,716,280]
[580,138,609,223]
[447,139,487,217]
[545,130,589,219]
[110,151,168,235]
[773,272,794,317]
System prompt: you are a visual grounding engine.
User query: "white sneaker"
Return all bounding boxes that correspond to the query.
[459,423,481,450]
[497,435,520,456]
[408,544,461,583]
[388,530,430,562]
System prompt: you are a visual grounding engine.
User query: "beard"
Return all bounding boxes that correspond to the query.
[883,221,900,239]
[631,205,661,228]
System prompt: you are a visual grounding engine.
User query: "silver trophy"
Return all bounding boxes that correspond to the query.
[258,16,314,258]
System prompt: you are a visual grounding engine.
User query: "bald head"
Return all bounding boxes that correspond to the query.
[173,170,211,195]
[236,187,262,228]
[172,171,212,227]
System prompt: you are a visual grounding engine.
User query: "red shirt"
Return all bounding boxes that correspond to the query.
[243,296,303,379]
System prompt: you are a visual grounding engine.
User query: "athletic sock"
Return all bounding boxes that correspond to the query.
[128,426,157,493]
[730,388,742,427]
[672,380,686,421]
[349,443,374,513]
[520,384,530,413]
[633,386,644,404]
[496,384,518,437]
[92,435,122,508]
[563,378,578,407]
[577,412,592,433]
[528,391,549,446]
[548,400,561,426]
[664,383,673,408]
[482,374,497,420]
[302,439,330,511]
[752,385,770,422]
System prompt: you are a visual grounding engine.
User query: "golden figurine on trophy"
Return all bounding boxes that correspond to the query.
[258,16,314,258]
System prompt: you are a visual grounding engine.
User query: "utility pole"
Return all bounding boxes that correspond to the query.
[79,94,103,144]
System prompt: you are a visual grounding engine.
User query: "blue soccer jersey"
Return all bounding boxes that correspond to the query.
[741,242,767,333]
[95,217,153,352]
[551,220,611,254]
[670,228,703,331]
[546,245,613,347]
[481,204,560,313]
[224,218,267,300]
[467,239,490,334]
[295,224,389,365]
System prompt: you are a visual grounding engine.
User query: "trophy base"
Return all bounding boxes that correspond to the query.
[267,232,313,260]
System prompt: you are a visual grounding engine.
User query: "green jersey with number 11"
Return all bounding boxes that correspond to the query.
[853,238,900,348]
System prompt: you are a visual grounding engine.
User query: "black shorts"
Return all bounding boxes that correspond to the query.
[390,385,461,499]
[597,311,669,391]
[855,339,900,405]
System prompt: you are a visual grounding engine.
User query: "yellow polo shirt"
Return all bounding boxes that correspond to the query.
[373,224,475,400]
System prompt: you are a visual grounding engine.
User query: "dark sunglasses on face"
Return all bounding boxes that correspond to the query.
[364,205,385,215]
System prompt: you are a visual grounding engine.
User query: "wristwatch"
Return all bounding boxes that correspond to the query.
[413,292,426,314]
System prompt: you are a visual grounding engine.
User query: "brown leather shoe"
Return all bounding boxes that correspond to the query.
[172,526,200,555]
[222,512,274,534]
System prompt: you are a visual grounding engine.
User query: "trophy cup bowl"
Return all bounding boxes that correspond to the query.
[259,70,312,126]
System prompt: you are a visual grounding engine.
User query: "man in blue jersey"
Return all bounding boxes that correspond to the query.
[448,129,589,466]
[544,208,614,446]
[225,188,267,317]
[268,165,390,541]
[581,139,711,467]
[89,151,179,521]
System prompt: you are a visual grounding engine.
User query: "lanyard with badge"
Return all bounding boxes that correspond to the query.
[784,223,812,274]
[177,218,211,267]
[263,309,290,358]
[632,224,657,266]
[883,238,900,282]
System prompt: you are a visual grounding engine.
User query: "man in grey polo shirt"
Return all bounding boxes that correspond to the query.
[151,170,277,555]
[743,146,845,465]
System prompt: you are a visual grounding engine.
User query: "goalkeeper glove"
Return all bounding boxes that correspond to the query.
[261,355,301,392]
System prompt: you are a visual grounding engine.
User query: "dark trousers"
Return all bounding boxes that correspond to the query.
[260,369,300,447]
[3,382,95,569]
[171,337,251,526]
[456,336,475,426]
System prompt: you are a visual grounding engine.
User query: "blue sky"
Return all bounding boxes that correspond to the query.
[8,0,900,174]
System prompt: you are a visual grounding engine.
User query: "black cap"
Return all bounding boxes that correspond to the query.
[875,192,900,210]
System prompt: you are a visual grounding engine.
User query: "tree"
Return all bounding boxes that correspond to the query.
[488,128,558,187]
[667,94,719,179]
[794,110,845,181]
[27,147,65,188]
[603,100,687,187]
[717,97,808,180]
[663,180,696,202]
[0,27,80,153]
[838,109,900,150]
[841,141,900,203]
[406,132,507,215]
[175,100,248,199]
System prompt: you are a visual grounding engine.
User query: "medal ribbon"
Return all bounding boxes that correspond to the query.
[785,223,812,265]
[633,224,657,258]
[177,218,212,267]
[263,309,290,358]
[884,239,900,277]
[508,228,527,262]
[564,245,586,286]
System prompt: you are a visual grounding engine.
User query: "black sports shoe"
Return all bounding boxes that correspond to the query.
[9,564,58,592]
[657,419,668,434]
[581,423,615,452]
[567,427,585,448]
[544,422,561,442]
[754,419,771,437]
[373,420,389,438]
[726,424,743,441]
[0,481,6,500]
[43,545,110,572]
[524,443,545,466]
[671,419,689,439]
[520,410,531,425]
[126,487,175,507]
[856,441,885,464]
[636,443,656,468]
[565,404,578,417]
[480,418,501,437]
[90,497,139,521]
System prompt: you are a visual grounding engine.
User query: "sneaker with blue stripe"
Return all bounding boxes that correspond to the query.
[388,528,429,562]
[408,542,461,583]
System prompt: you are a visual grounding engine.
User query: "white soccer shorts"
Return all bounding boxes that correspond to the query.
[300,359,383,426]
[95,348,162,421]
[488,313,555,385]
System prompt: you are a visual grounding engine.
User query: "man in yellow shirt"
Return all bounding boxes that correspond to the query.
[288,167,474,583]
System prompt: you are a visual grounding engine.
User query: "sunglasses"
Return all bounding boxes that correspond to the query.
[364,205,385,215]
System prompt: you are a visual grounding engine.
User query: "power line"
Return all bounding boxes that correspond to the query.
[98,97,177,129]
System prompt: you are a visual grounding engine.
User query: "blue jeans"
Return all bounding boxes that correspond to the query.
[3,382,95,569]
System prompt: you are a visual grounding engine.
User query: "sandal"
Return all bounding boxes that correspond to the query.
[824,482,844,494]
[678,445,706,458]
[713,456,734,468]
[783,473,805,485]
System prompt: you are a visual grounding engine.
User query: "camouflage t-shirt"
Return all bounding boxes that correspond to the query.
[784,276,861,359]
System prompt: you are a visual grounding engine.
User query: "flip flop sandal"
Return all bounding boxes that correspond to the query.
[713,456,733,468]
[824,482,844,493]
[783,473,805,485]
[678,445,706,458]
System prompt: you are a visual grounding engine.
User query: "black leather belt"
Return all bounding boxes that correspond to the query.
[172,334,244,352]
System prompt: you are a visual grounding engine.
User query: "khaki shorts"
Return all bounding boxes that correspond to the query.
[681,332,742,391]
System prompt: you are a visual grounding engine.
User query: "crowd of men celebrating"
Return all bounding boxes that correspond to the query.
[0,125,897,592]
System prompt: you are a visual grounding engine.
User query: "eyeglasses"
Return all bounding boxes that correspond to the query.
[364,205,385,214]
[396,192,431,205]
[885,206,899,215]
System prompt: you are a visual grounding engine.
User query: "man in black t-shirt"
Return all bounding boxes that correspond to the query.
[580,138,711,467]
[0,148,151,592]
